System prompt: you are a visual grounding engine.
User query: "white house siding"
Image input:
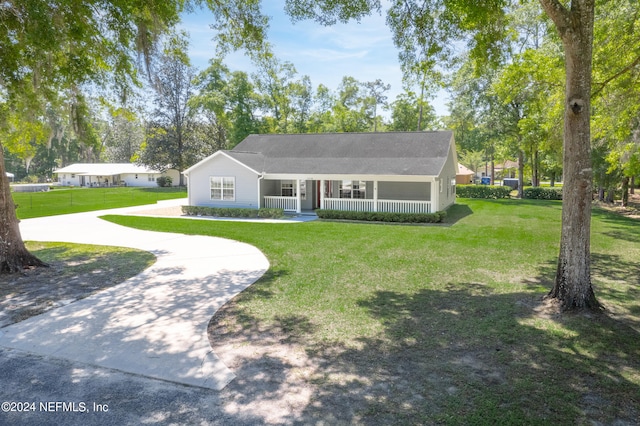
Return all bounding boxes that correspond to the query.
[58,174,82,186]
[165,169,181,186]
[120,173,159,187]
[187,154,259,208]
[438,144,458,211]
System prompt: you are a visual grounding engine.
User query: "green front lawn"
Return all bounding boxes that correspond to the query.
[13,187,186,219]
[103,199,640,424]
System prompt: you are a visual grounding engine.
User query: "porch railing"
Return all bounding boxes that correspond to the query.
[264,196,298,212]
[324,198,374,212]
[323,198,431,213]
[264,196,432,214]
[377,200,431,214]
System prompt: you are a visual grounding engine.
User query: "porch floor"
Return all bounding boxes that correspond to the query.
[283,210,318,222]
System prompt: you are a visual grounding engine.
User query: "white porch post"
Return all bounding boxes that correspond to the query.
[296,179,302,213]
[373,180,378,212]
[432,179,440,213]
[320,180,325,209]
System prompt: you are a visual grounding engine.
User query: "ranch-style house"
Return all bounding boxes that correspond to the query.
[183,131,458,214]
[54,163,179,187]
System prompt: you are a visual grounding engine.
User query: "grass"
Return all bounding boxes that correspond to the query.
[12,186,186,219]
[103,198,640,424]
[0,242,155,326]
[27,241,156,281]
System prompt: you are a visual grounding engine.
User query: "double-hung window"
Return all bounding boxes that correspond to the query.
[210,176,235,200]
[281,180,306,200]
[340,180,366,199]
[281,182,294,197]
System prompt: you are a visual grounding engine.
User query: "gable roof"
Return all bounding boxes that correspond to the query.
[457,164,475,175]
[54,163,162,176]
[220,131,454,176]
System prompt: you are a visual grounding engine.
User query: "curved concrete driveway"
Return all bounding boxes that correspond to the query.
[0,200,269,390]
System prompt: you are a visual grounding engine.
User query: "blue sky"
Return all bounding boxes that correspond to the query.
[179,1,449,117]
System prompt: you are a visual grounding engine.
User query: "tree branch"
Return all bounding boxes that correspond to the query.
[592,53,640,97]
[538,0,572,36]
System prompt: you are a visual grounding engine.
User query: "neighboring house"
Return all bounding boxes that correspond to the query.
[495,160,519,179]
[456,164,475,185]
[183,131,458,214]
[54,163,179,187]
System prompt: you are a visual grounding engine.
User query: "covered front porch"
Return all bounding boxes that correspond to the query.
[261,177,438,214]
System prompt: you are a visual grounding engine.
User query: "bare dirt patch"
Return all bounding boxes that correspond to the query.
[593,192,640,220]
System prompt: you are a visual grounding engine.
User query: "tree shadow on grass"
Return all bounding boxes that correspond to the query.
[207,279,639,424]
[592,208,640,244]
[478,198,564,210]
[293,285,640,424]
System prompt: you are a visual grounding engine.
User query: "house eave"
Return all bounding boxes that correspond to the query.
[262,173,437,182]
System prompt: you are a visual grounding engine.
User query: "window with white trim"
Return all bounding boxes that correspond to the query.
[281,180,306,200]
[210,176,235,200]
[281,181,294,197]
[340,180,366,199]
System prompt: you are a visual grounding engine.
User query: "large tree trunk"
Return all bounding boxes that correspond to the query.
[0,146,47,273]
[532,149,539,187]
[517,149,524,198]
[490,153,495,185]
[621,176,629,207]
[541,0,601,310]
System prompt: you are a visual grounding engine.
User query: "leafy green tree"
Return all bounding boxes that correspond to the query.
[193,59,267,147]
[308,84,336,133]
[289,75,314,133]
[227,71,268,144]
[0,0,188,272]
[362,79,391,132]
[102,110,146,163]
[253,51,298,133]
[590,0,640,205]
[333,76,370,132]
[138,33,205,186]
[458,150,485,177]
[387,91,437,131]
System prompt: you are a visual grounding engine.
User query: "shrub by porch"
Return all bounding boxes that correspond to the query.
[182,206,284,219]
[316,209,446,223]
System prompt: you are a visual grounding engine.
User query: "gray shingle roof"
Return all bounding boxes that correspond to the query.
[225,131,453,176]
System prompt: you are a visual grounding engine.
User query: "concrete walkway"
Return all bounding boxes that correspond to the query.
[0,199,269,390]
